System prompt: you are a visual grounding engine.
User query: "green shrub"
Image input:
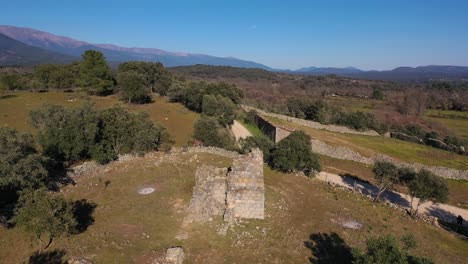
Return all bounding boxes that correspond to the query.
[117,70,151,104]
[270,130,320,176]
[193,117,235,149]
[13,189,77,251]
[239,135,274,161]
[30,104,172,165]
[202,94,237,126]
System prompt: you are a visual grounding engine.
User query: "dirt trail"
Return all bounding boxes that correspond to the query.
[231,120,252,140]
[317,171,468,225]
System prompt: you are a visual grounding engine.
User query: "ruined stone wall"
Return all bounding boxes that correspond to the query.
[185,166,228,223]
[171,146,240,159]
[185,149,265,223]
[225,149,265,221]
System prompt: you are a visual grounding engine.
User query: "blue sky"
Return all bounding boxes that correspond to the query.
[2,0,468,70]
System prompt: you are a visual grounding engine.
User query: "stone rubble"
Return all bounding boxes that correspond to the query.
[165,247,185,264]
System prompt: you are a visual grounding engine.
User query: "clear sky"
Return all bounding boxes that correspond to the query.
[2,0,468,70]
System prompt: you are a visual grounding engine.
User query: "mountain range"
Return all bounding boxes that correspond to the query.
[0,25,270,69]
[1,25,468,82]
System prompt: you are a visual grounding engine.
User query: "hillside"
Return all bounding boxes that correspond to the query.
[0,33,76,65]
[0,25,271,69]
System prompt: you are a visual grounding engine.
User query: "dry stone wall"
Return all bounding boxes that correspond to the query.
[311,139,468,180]
[249,110,467,180]
[244,105,379,136]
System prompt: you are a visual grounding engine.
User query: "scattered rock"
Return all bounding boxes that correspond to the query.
[69,257,93,264]
[165,247,184,264]
[138,187,155,195]
[341,220,363,230]
[175,232,189,240]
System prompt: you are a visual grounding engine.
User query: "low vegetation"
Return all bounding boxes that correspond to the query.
[31,104,172,165]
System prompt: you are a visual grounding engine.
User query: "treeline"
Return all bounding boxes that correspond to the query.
[0,50,173,104]
[0,104,172,251]
[285,98,381,131]
[169,64,276,81]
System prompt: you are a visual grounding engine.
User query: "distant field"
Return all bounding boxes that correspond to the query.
[267,116,468,170]
[424,110,468,140]
[0,91,199,146]
[1,152,467,263]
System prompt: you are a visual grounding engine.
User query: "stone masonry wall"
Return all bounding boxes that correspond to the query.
[224,149,265,221]
[185,149,265,223]
[185,166,228,223]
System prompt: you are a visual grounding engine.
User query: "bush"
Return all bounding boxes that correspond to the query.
[30,104,172,165]
[30,103,99,163]
[408,169,448,214]
[118,61,172,95]
[167,81,243,113]
[117,70,151,104]
[372,160,399,201]
[193,117,235,149]
[93,106,172,163]
[352,234,433,264]
[77,50,115,95]
[13,189,77,251]
[0,128,51,192]
[202,94,237,126]
[239,135,274,161]
[270,131,320,176]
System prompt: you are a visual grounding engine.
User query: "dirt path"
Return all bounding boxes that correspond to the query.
[231,120,252,140]
[317,172,468,225]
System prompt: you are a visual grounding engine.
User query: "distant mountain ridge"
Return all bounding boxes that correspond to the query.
[1,25,468,82]
[0,25,272,69]
[0,33,76,65]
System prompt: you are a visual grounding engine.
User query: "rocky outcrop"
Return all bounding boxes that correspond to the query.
[185,149,265,223]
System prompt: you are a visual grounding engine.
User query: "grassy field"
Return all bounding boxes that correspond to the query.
[424,110,468,140]
[0,91,199,146]
[267,116,468,170]
[237,119,264,138]
[1,152,467,263]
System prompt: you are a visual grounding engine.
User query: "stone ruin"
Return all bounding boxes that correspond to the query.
[185,149,265,223]
[224,148,265,221]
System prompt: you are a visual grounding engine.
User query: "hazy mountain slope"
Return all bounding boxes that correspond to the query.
[0,25,271,69]
[0,33,76,65]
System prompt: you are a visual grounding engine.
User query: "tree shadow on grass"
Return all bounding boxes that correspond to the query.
[28,249,67,264]
[425,206,468,237]
[0,94,17,100]
[72,199,97,234]
[304,232,353,264]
